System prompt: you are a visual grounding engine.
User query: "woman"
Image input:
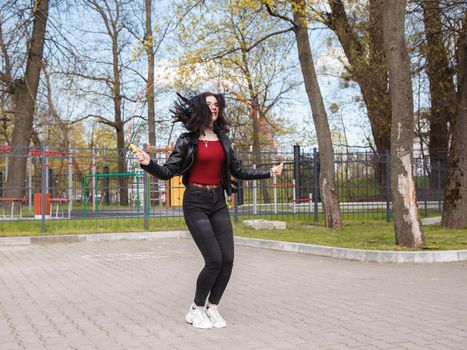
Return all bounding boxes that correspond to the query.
[133,92,283,329]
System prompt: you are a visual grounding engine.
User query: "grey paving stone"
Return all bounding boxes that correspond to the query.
[0,239,466,350]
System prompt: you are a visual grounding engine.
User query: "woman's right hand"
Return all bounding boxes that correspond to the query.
[271,162,284,177]
[133,148,151,166]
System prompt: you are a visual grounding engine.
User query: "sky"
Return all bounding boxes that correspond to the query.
[41,0,432,154]
[131,24,371,152]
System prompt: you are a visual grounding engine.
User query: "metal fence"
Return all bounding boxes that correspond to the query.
[0,144,446,233]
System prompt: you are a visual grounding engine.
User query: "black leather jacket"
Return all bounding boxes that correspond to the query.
[140,131,271,196]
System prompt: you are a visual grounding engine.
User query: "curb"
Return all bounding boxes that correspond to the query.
[234,237,467,264]
[1,231,466,264]
[0,231,190,246]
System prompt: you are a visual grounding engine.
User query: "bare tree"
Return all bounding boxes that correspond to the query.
[201,0,344,227]
[265,0,342,228]
[383,0,424,248]
[421,0,457,188]
[323,0,391,185]
[78,0,139,205]
[124,1,179,146]
[0,0,49,206]
[442,13,467,228]
[144,0,156,146]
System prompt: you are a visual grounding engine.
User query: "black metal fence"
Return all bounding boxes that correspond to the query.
[0,144,446,233]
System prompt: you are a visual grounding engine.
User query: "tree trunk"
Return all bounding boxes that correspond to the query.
[252,109,270,203]
[87,0,129,205]
[383,0,424,248]
[292,0,341,228]
[442,14,467,228]
[117,123,128,206]
[327,0,391,185]
[145,0,156,146]
[111,35,128,206]
[240,48,271,203]
[4,0,49,207]
[422,0,456,189]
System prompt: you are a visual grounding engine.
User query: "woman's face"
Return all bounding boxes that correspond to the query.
[206,95,219,125]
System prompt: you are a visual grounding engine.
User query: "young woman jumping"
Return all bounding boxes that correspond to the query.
[133,92,283,329]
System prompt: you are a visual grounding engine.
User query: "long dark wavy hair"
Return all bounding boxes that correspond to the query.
[171,92,230,136]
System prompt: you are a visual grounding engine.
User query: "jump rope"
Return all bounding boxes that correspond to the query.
[222,88,284,172]
[127,83,154,154]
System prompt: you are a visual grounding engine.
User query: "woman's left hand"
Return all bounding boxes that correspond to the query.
[132,148,151,166]
[271,163,284,177]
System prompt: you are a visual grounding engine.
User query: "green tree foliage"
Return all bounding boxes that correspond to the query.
[175,0,300,156]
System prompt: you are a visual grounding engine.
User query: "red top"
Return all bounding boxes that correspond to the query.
[189,140,226,185]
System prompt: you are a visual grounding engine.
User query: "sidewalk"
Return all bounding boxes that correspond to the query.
[0,237,466,349]
[1,230,466,263]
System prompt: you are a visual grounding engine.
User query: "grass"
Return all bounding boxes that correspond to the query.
[0,217,186,236]
[234,218,467,251]
[337,177,386,202]
[1,215,466,251]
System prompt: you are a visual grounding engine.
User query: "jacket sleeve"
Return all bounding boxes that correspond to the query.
[140,136,186,180]
[229,148,271,180]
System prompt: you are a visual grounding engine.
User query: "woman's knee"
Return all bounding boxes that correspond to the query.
[205,255,223,272]
[222,253,234,269]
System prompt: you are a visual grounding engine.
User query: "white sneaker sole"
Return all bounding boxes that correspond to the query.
[211,321,227,328]
[206,310,227,328]
[186,313,212,329]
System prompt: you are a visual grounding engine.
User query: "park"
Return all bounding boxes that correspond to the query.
[0,0,466,349]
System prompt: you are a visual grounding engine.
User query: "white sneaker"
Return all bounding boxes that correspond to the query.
[185,304,212,329]
[206,304,227,328]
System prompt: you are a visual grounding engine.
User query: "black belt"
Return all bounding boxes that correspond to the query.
[189,182,222,190]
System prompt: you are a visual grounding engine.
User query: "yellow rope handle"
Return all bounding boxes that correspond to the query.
[128,143,140,152]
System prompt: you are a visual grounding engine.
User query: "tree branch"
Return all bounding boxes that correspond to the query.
[0,20,12,80]
[326,0,365,60]
[263,3,296,27]
[0,71,14,87]
[205,27,294,61]
[61,71,113,84]
[68,114,117,128]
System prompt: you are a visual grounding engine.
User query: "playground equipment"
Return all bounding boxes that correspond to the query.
[0,197,27,219]
[0,145,100,220]
[83,172,145,217]
[0,143,197,220]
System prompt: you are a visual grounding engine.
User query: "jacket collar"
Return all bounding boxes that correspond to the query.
[187,132,198,144]
[187,130,232,149]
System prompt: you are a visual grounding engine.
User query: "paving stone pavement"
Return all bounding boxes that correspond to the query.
[0,238,466,350]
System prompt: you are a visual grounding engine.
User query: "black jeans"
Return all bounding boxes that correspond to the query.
[183,186,234,306]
